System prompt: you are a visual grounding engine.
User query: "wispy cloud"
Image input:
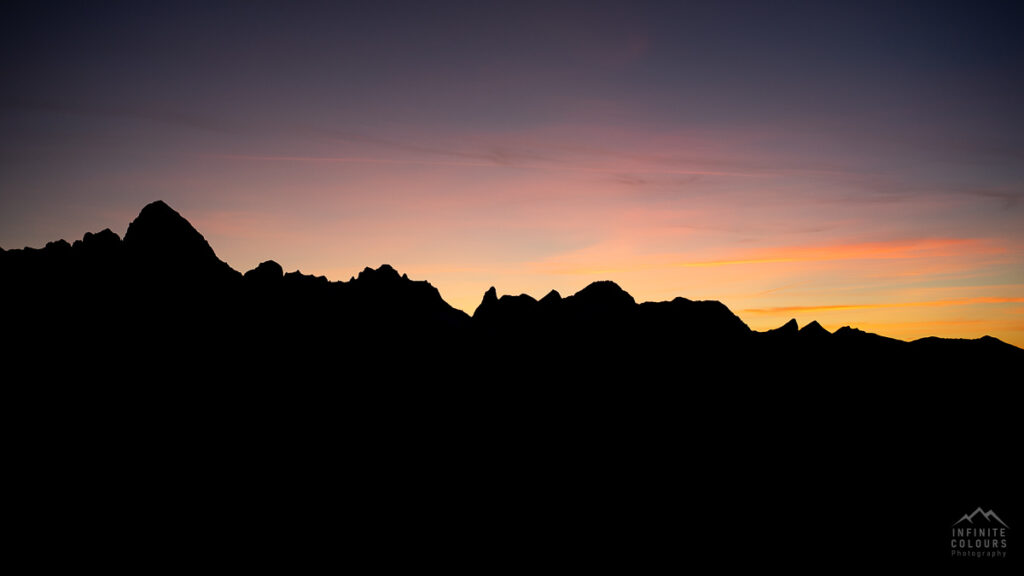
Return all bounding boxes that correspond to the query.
[316,130,553,166]
[959,187,1023,210]
[679,237,1003,267]
[743,297,1024,315]
[210,153,497,169]
[536,237,1004,276]
[209,151,760,178]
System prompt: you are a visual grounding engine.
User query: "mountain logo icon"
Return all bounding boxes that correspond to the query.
[953,508,1009,528]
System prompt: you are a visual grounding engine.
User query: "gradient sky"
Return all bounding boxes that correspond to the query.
[3,1,1023,346]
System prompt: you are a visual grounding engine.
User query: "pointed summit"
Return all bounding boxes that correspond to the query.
[539,289,562,305]
[135,200,175,217]
[799,320,831,338]
[768,318,799,335]
[484,286,498,302]
[125,201,214,258]
[123,200,238,282]
[472,286,502,321]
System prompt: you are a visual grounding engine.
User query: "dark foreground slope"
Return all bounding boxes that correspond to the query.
[2,201,1019,570]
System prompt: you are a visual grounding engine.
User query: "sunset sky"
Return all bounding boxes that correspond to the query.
[2,1,1023,346]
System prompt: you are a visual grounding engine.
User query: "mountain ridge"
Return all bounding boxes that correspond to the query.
[4,201,1017,573]
[2,201,1021,366]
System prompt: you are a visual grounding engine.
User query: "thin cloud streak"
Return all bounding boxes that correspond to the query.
[677,238,1003,268]
[535,237,1003,276]
[209,152,758,177]
[211,153,498,169]
[743,297,1024,315]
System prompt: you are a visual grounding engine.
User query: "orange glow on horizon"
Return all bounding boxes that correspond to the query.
[7,122,1022,351]
[743,297,1024,315]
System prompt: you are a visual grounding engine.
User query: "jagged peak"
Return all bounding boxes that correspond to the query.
[800,320,831,337]
[124,201,211,252]
[540,289,562,304]
[121,200,240,282]
[44,239,71,252]
[284,269,329,284]
[768,318,798,335]
[473,286,499,319]
[71,228,122,253]
[84,228,120,243]
[357,263,402,282]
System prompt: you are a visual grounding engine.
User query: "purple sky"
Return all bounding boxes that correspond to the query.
[3,1,1023,344]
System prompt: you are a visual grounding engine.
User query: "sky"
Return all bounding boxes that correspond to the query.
[2,1,1023,346]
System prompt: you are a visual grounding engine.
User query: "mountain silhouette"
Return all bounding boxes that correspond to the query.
[799,320,831,339]
[3,200,1020,569]
[123,200,240,285]
[243,259,284,284]
[767,318,800,336]
[2,199,1021,380]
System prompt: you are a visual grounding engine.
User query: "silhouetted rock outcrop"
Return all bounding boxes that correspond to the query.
[474,286,500,318]
[347,264,470,332]
[244,260,284,284]
[73,228,121,253]
[539,289,562,306]
[768,318,799,336]
[474,288,543,333]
